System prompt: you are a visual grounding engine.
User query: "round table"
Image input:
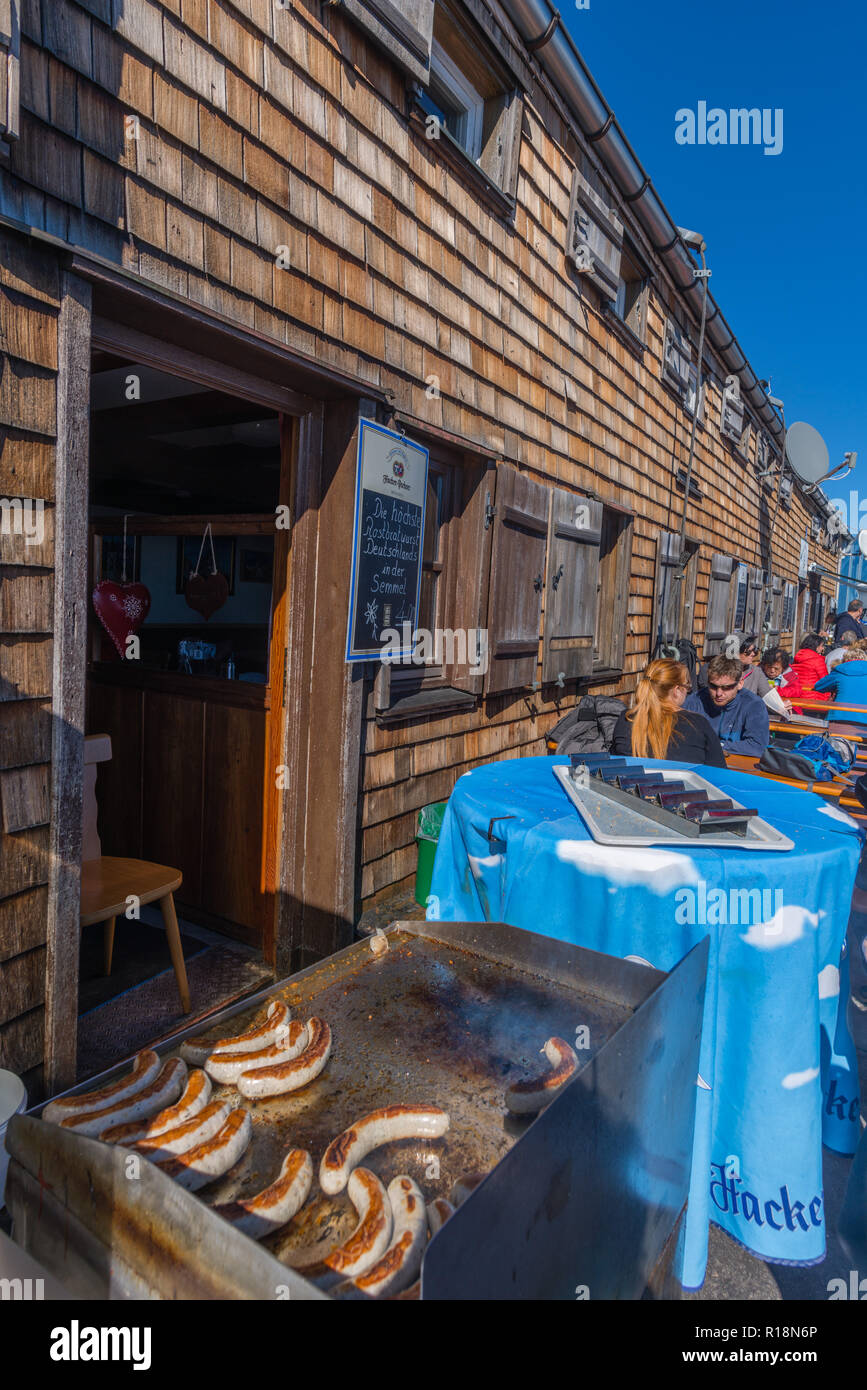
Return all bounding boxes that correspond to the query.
[428,754,863,1289]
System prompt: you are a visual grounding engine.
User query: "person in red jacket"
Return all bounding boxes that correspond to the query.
[779,633,833,715]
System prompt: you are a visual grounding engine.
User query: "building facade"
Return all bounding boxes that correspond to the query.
[0,0,845,1094]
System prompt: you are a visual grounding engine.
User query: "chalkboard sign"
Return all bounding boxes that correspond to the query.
[345,420,429,662]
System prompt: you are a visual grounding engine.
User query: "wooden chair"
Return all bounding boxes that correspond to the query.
[81,734,191,1013]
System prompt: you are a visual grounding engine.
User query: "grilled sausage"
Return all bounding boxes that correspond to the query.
[131,1100,230,1160]
[236,1018,331,1100]
[322,1168,393,1278]
[156,1108,252,1191]
[213,1148,313,1239]
[349,1176,427,1298]
[427,1196,454,1235]
[449,1172,487,1207]
[100,1068,212,1145]
[505,1036,578,1114]
[59,1059,187,1138]
[204,1021,309,1086]
[43,1050,161,1125]
[180,1000,291,1066]
[320,1104,449,1196]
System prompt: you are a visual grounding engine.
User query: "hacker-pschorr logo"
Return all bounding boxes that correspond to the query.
[49,1321,152,1372]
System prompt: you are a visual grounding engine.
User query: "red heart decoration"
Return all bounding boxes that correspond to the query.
[92,581,151,658]
[184,570,229,621]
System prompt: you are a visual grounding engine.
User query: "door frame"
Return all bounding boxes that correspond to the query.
[46,265,376,1090]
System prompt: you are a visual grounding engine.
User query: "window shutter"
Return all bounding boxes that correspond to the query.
[605,517,633,672]
[705,552,734,652]
[484,465,549,694]
[798,539,809,580]
[653,531,684,647]
[663,318,691,393]
[335,0,434,82]
[0,0,19,149]
[720,375,745,442]
[566,158,623,301]
[442,459,495,695]
[768,575,783,638]
[542,490,602,684]
[746,567,765,634]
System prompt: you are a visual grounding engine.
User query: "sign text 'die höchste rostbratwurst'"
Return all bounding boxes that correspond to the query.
[346,421,429,662]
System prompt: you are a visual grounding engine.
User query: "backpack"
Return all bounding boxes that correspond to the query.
[758,734,856,785]
[651,636,699,691]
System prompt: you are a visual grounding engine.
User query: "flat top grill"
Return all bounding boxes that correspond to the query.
[11,921,704,1300]
[170,925,633,1265]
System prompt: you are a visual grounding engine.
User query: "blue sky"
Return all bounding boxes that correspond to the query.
[563,0,865,491]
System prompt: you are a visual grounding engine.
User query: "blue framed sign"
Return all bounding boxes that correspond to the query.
[345,420,430,662]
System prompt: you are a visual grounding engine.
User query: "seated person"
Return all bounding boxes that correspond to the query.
[825,630,857,671]
[741,646,787,698]
[611,658,726,766]
[813,650,867,735]
[779,633,832,714]
[684,655,770,758]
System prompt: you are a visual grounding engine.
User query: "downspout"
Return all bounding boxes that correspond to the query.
[499,0,784,444]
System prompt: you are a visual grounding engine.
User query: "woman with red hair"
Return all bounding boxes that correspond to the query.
[612,658,726,766]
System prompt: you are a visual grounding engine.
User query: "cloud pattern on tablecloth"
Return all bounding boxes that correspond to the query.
[740,905,823,949]
[554,841,701,895]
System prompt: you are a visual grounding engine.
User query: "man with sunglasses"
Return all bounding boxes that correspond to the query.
[684,654,770,758]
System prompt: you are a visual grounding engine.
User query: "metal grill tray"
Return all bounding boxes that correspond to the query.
[8,920,708,1299]
[553,763,794,851]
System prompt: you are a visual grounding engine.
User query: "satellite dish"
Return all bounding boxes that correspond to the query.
[858,529,867,559]
[785,422,830,485]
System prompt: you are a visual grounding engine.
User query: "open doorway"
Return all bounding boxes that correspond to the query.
[80,348,291,1069]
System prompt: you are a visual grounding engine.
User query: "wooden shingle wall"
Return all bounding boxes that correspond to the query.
[0,229,59,1089]
[1,0,841,907]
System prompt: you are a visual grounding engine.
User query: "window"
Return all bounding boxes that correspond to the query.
[720,375,745,444]
[0,0,20,156]
[782,581,796,631]
[653,532,699,649]
[541,488,633,685]
[684,361,706,422]
[733,562,749,630]
[412,0,523,200]
[417,39,484,161]
[568,158,624,302]
[662,316,692,395]
[609,241,648,344]
[593,506,633,673]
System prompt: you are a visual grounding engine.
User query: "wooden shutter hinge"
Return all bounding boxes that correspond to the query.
[484,491,495,529]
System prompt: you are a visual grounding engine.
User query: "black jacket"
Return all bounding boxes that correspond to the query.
[834,613,864,644]
[611,708,727,768]
[547,695,627,755]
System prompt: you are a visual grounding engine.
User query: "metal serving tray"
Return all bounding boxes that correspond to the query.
[6,920,708,1301]
[553,763,794,852]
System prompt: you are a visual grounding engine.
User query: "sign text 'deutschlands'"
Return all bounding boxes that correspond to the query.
[345,420,429,662]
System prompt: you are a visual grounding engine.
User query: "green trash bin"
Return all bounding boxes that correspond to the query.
[415,801,447,908]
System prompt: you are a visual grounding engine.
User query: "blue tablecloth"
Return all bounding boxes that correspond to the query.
[428,755,863,1289]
